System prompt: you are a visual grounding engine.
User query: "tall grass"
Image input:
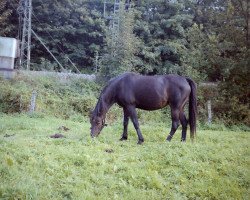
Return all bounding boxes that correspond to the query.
[0,114,249,199]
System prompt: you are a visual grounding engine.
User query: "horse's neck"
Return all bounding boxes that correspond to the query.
[97,89,114,117]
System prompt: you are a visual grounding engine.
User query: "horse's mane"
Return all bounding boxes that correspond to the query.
[92,76,117,117]
[93,73,134,117]
[93,95,103,117]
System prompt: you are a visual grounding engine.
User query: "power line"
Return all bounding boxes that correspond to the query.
[31,12,81,73]
[31,29,65,72]
[13,0,81,73]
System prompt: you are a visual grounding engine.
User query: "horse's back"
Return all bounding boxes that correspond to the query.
[163,74,191,94]
[124,73,190,93]
[112,73,181,109]
[110,73,191,110]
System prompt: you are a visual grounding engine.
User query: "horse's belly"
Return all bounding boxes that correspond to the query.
[136,99,168,110]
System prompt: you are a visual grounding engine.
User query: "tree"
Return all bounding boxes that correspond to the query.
[0,0,106,72]
[99,3,141,78]
[0,0,18,37]
[133,0,194,75]
[185,0,250,124]
[31,0,106,72]
[0,0,11,34]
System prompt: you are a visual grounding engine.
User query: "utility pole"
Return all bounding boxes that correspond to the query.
[17,0,73,73]
[18,0,32,70]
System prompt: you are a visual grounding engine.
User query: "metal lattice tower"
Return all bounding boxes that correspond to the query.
[104,0,121,45]
[103,0,131,53]
[112,0,120,44]
[17,0,32,70]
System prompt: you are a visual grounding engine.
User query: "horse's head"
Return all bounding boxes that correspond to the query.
[90,112,106,138]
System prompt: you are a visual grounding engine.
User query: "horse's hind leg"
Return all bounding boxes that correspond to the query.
[166,108,180,141]
[180,111,188,142]
[120,108,129,141]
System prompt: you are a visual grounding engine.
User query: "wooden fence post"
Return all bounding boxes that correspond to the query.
[29,90,37,113]
[207,100,212,124]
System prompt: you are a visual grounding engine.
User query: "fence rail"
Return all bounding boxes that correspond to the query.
[16,70,96,81]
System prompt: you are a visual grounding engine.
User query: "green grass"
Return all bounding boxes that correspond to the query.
[0,113,249,199]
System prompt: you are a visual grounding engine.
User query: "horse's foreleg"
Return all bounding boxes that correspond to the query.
[167,108,180,141]
[179,111,188,142]
[127,106,144,144]
[120,108,129,141]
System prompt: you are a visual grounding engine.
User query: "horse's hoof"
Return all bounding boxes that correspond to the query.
[166,135,172,141]
[120,137,127,141]
[137,140,144,145]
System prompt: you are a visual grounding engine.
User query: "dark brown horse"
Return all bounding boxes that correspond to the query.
[90,72,197,144]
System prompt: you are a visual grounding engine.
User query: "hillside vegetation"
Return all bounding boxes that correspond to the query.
[0,74,176,127]
[1,74,249,130]
[0,74,99,119]
[1,0,249,125]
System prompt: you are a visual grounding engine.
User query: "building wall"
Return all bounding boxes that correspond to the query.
[0,37,19,79]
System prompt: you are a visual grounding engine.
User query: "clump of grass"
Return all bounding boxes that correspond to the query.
[0,114,249,199]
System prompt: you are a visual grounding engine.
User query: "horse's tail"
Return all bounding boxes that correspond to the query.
[186,78,197,141]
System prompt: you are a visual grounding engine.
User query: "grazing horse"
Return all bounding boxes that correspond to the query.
[90,72,197,144]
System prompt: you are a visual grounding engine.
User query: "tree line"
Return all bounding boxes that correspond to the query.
[0,0,249,126]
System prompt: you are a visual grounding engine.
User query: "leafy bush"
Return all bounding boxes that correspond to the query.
[0,78,31,113]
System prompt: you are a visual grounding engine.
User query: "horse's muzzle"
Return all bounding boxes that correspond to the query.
[90,130,100,138]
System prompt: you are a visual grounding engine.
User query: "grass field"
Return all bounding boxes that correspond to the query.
[0,113,249,199]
